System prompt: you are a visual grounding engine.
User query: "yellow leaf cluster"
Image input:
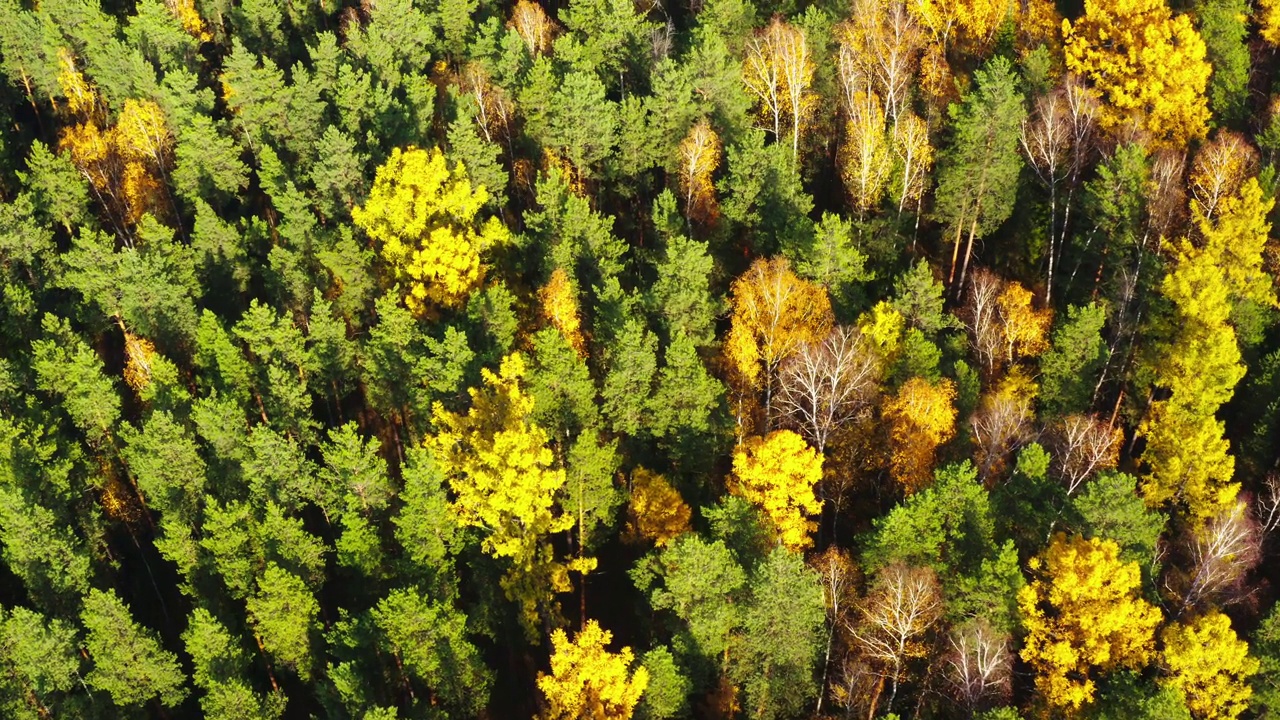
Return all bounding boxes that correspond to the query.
[1160,611,1259,720]
[539,268,587,356]
[995,281,1052,362]
[954,0,1016,54]
[427,354,575,632]
[165,0,211,41]
[353,147,510,315]
[906,0,1054,54]
[1141,178,1274,519]
[1195,177,1277,309]
[1189,131,1258,220]
[57,48,98,116]
[917,44,956,106]
[537,620,649,720]
[1140,229,1248,519]
[543,149,586,197]
[1260,0,1280,46]
[625,468,691,547]
[100,473,145,525]
[1018,534,1162,711]
[1063,0,1211,148]
[678,119,722,226]
[892,113,934,211]
[1018,0,1064,51]
[57,53,172,226]
[123,332,157,394]
[883,377,957,493]
[857,301,905,369]
[743,18,815,156]
[1140,398,1239,522]
[725,257,834,429]
[509,0,558,56]
[730,430,824,550]
[839,91,892,215]
[908,0,960,45]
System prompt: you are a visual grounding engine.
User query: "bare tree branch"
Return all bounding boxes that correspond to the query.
[943,619,1012,713]
[777,326,880,453]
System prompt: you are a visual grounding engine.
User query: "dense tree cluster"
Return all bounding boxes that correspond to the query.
[1,0,1280,717]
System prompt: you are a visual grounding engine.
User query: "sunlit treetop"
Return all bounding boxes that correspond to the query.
[1063,0,1211,148]
[353,146,510,315]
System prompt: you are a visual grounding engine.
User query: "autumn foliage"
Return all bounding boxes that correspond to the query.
[731,430,824,550]
[625,468,691,547]
[509,0,559,56]
[353,146,510,315]
[743,18,815,157]
[725,257,834,433]
[8,0,1280,716]
[1161,611,1259,720]
[537,620,649,720]
[428,354,579,634]
[57,52,173,228]
[883,378,957,493]
[1018,534,1162,711]
[677,119,722,226]
[1137,178,1272,519]
[539,268,587,356]
[1063,0,1212,147]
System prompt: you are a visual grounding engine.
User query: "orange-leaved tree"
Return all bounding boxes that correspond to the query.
[677,118,722,226]
[883,377,957,493]
[57,50,174,231]
[539,267,587,357]
[624,468,691,547]
[730,429,824,550]
[1018,533,1162,711]
[509,0,559,56]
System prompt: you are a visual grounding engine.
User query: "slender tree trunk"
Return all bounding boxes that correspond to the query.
[885,658,902,716]
[816,610,837,715]
[1046,182,1057,304]
[957,213,981,296]
[255,635,280,691]
[947,213,966,286]
[866,675,885,720]
[579,463,586,629]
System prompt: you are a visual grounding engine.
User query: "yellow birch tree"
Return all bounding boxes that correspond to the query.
[427,354,584,635]
[537,620,649,720]
[1063,0,1211,147]
[1160,611,1259,720]
[883,377,957,493]
[730,430,824,550]
[353,146,510,315]
[1018,534,1162,711]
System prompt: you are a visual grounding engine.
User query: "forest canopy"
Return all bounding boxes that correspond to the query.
[1,0,1280,717]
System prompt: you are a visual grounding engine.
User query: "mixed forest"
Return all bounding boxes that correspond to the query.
[4,0,1280,716]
